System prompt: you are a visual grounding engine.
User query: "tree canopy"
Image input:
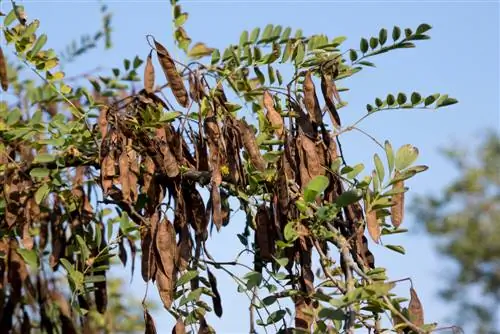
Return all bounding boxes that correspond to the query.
[0,1,460,333]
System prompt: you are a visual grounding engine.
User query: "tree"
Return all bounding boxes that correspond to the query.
[0,1,459,333]
[413,131,500,334]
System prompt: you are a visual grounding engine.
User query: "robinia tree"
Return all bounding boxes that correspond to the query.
[0,1,460,333]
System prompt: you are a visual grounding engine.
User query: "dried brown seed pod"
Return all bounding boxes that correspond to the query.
[303,71,323,126]
[144,51,155,94]
[154,39,189,107]
[391,172,405,228]
[408,287,424,326]
[263,90,284,137]
[0,46,8,91]
[320,73,341,128]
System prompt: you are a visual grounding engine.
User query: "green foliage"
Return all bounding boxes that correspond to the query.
[413,131,500,334]
[0,1,461,333]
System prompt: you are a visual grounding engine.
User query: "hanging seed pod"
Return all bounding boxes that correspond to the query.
[142,156,155,194]
[172,317,186,334]
[101,154,115,194]
[207,268,223,317]
[141,213,159,282]
[144,50,155,94]
[391,172,405,228]
[0,46,8,91]
[176,225,192,271]
[154,39,189,107]
[127,146,139,202]
[263,91,284,138]
[155,219,176,278]
[320,73,341,128]
[303,71,322,126]
[144,309,158,334]
[408,287,424,326]
[118,150,130,202]
[98,106,108,139]
[237,120,266,171]
[366,208,380,243]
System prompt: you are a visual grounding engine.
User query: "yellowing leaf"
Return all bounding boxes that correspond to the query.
[188,42,214,59]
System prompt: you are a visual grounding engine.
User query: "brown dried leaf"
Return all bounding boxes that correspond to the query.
[207,268,223,317]
[0,46,8,91]
[237,119,266,171]
[320,73,341,128]
[408,287,424,326]
[303,71,322,126]
[172,318,186,334]
[154,39,189,107]
[263,91,284,138]
[198,317,211,334]
[391,175,405,228]
[155,219,176,280]
[366,209,380,244]
[144,51,155,94]
[144,309,158,334]
[119,150,131,202]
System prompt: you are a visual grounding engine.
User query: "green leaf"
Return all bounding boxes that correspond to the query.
[29,34,48,58]
[30,168,50,178]
[336,189,363,207]
[249,27,260,44]
[304,175,329,203]
[410,92,422,105]
[294,29,303,39]
[424,94,437,106]
[211,49,220,65]
[239,30,249,47]
[4,8,20,26]
[349,49,358,62]
[6,108,22,125]
[266,310,286,325]
[379,28,388,45]
[133,56,143,69]
[35,183,50,204]
[274,257,289,267]
[385,244,405,255]
[280,27,292,42]
[17,249,39,270]
[374,154,385,183]
[404,165,429,174]
[75,235,90,261]
[384,141,395,174]
[262,295,277,306]
[244,271,262,289]
[188,42,214,59]
[284,221,299,241]
[416,23,432,34]
[369,37,379,49]
[366,104,374,112]
[34,153,56,163]
[174,13,188,27]
[267,65,275,84]
[375,98,383,107]
[294,42,305,65]
[392,26,401,41]
[360,38,369,53]
[318,308,345,320]
[346,163,364,179]
[176,270,199,287]
[395,144,419,171]
[386,94,395,106]
[397,93,407,105]
[358,61,376,67]
[436,96,458,108]
[259,24,273,43]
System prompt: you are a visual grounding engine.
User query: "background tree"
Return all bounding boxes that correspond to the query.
[0,1,461,333]
[413,131,500,334]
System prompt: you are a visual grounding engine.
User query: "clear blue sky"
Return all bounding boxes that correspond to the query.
[5,0,499,332]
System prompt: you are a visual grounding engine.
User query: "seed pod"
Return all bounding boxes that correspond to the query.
[98,106,108,139]
[303,71,322,126]
[127,147,139,202]
[144,309,158,334]
[155,219,176,278]
[320,73,341,128]
[176,225,192,271]
[154,39,189,107]
[101,154,115,194]
[156,267,175,309]
[255,204,274,261]
[144,51,155,94]
[391,172,405,228]
[172,318,186,334]
[0,46,8,91]
[237,120,266,171]
[118,150,130,202]
[207,268,223,317]
[142,156,155,194]
[263,91,284,137]
[141,213,159,282]
[366,208,380,243]
[408,287,424,326]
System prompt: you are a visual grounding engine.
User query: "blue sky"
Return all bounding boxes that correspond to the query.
[3,0,499,332]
